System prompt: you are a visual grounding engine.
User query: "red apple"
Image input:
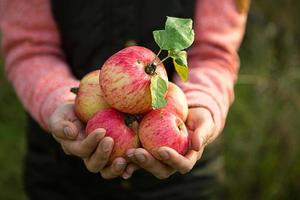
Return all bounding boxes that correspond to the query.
[73,70,110,123]
[139,110,189,158]
[162,82,188,122]
[86,108,139,165]
[100,46,168,114]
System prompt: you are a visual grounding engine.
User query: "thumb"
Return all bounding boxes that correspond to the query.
[49,103,83,140]
[50,120,80,140]
[190,121,215,151]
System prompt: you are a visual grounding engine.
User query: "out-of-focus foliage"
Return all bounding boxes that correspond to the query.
[0,1,299,199]
[223,1,300,199]
[0,60,26,200]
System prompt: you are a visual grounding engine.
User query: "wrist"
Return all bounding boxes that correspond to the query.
[185,91,224,135]
[41,83,78,131]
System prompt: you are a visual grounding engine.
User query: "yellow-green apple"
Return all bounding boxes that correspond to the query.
[99,46,168,114]
[139,110,189,158]
[162,82,188,122]
[86,108,140,165]
[72,70,110,123]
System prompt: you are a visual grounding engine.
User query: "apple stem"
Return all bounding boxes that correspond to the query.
[146,50,171,75]
[124,114,141,135]
[146,49,171,75]
[145,63,157,75]
[155,49,162,60]
[150,49,162,64]
[70,87,79,95]
[156,55,170,66]
[130,121,139,135]
[177,123,184,131]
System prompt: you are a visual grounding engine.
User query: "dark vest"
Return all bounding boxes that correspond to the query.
[24,1,220,199]
[51,0,195,79]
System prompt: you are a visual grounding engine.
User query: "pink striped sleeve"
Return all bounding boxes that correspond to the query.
[0,0,79,131]
[175,0,248,136]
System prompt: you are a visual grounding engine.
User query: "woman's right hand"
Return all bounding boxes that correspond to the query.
[48,103,129,179]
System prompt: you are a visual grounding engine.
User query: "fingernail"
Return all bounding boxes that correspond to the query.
[159,150,169,160]
[126,149,135,158]
[122,173,131,180]
[64,127,74,137]
[135,153,146,163]
[95,128,106,134]
[102,140,112,152]
[127,153,134,159]
[115,162,126,171]
[96,132,106,140]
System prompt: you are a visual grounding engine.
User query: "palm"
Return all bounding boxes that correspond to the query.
[50,103,132,179]
[125,107,216,179]
[50,103,85,140]
[186,107,215,151]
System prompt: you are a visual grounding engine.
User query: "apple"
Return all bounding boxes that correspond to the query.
[139,110,189,158]
[99,46,168,114]
[86,108,139,165]
[163,82,188,122]
[72,70,110,123]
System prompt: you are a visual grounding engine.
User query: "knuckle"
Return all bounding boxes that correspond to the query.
[180,166,193,174]
[156,173,170,180]
[100,171,113,180]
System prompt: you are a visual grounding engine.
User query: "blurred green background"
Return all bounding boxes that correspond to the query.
[0,1,300,199]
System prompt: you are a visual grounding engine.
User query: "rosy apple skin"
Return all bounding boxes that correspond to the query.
[100,46,168,114]
[139,110,189,158]
[163,82,188,122]
[86,108,139,165]
[74,70,110,123]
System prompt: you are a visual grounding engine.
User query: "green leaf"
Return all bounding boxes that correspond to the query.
[150,75,168,109]
[169,50,189,81]
[153,16,194,51]
[153,30,167,50]
[174,60,189,81]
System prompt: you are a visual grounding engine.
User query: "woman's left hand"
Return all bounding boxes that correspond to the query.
[122,107,216,179]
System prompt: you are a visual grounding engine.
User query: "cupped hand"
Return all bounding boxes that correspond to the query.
[48,103,128,179]
[124,107,216,179]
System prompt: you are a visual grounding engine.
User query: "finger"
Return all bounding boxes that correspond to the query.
[62,129,106,158]
[191,120,215,151]
[122,163,139,179]
[50,120,79,140]
[157,147,203,174]
[72,118,85,139]
[61,144,72,155]
[127,148,175,179]
[100,157,127,179]
[83,137,114,173]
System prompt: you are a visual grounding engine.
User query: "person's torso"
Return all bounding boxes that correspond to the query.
[51,0,195,79]
[24,1,222,199]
